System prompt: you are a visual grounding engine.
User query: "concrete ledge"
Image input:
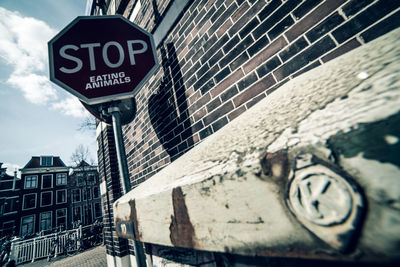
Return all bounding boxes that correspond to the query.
[114,28,400,262]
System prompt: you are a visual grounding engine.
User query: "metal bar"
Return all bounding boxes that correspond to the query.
[109,106,147,267]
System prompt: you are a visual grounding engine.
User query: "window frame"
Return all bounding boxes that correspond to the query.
[41,174,53,189]
[72,206,83,223]
[3,196,18,214]
[94,202,102,218]
[39,211,52,232]
[56,208,67,229]
[72,189,81,203]
[1,220,15,236]
[22,193,37,210]
[82,188,92,201]
[93,186,100,199]
[40,191,53,207]
[20,215,35,237]
[56,189,67,204]
[24,175,38,189]
[56,173,67,185]
[40,156,53,166]
[87,173,95,184]
[77,174,84,186]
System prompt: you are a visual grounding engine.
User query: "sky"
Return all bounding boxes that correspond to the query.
[0,0,97,175]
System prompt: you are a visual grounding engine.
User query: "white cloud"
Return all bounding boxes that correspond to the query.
[0,7,54,74]
[51,96,90,118]
[7,73,58,104]
[0,7,86,117]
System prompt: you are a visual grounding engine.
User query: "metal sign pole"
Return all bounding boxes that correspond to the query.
[108,105,147,267]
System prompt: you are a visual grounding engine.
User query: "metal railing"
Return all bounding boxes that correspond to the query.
[9,228,81,265]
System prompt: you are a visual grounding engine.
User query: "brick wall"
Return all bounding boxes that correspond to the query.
[122,0,400,185]
[97,0,400,262]
[98,125,130,257]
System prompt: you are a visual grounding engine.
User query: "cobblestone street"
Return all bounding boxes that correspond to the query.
[19,246,107,267]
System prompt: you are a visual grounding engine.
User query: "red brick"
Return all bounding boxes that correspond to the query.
[217,19,233,38]
[228,105,247,121]
[285,0,347,42]
[322,38,361,63]
[232,2,250,23]
[233,74,276,107]
[243,36,287,74]
[210,68,244,98]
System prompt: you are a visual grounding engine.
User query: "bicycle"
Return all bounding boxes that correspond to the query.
[47,233,60,262]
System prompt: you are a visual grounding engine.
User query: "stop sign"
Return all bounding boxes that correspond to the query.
[48,15,158,105]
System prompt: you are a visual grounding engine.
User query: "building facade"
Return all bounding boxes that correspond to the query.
[91,0,400,266]
[19,156,70,236]
[69,161,102,226]
[0,163,20,238]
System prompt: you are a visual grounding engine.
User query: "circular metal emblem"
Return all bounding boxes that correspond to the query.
[289,172,353,226]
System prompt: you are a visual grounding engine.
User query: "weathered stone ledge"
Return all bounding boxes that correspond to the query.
[114,28,400,262]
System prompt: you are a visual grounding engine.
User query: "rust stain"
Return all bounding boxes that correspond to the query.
[129,199,142,241]
[260,150,289,182]
[169,186,196,248]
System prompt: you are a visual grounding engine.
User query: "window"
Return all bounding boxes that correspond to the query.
[56,173,67,185]
[24,175,37,189]
[72,206,82,223]
[23,193,36,210]
[2,221,15,236]
[94,202,102,218]
[88,173,95,184]
[40,212,52,231]
[41,191,52,207]
[42,174,53,189]
[56,208,67,230]
[21,215,35,236]
[83,205,93,224]
[40,156,53,166]
[0,180,13,190]
[3,197,18,214]
[77,174,84,186]
[93,186,100,199]
[82,188,92,201]
[56,189,67,204]
[72,189,81,203]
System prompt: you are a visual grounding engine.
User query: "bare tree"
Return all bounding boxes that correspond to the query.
[70,145,96,225]
[70,144,91,165]
[78,116,97,133]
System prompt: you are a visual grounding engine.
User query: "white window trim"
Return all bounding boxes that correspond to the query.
[20,214,35,236]
[40,191,53,207]
[83,204,92,223]
[56,173,67,186]
[40,156,53,166]
[72,206,83,222]
[83,188,92,201]
[93,186,100,199]
[94,202,102,218]
[24,175,38,189]
[72,189,81,203]
[56,189,67,204]
[39,211,52,231]
[56,208,67,228]
[22,193,37,210]
[41,174,53,189]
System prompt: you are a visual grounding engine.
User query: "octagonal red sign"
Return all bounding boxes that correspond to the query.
[48,15,158,105]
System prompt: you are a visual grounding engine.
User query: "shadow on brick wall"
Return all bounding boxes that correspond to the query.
[149,43,193,162]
